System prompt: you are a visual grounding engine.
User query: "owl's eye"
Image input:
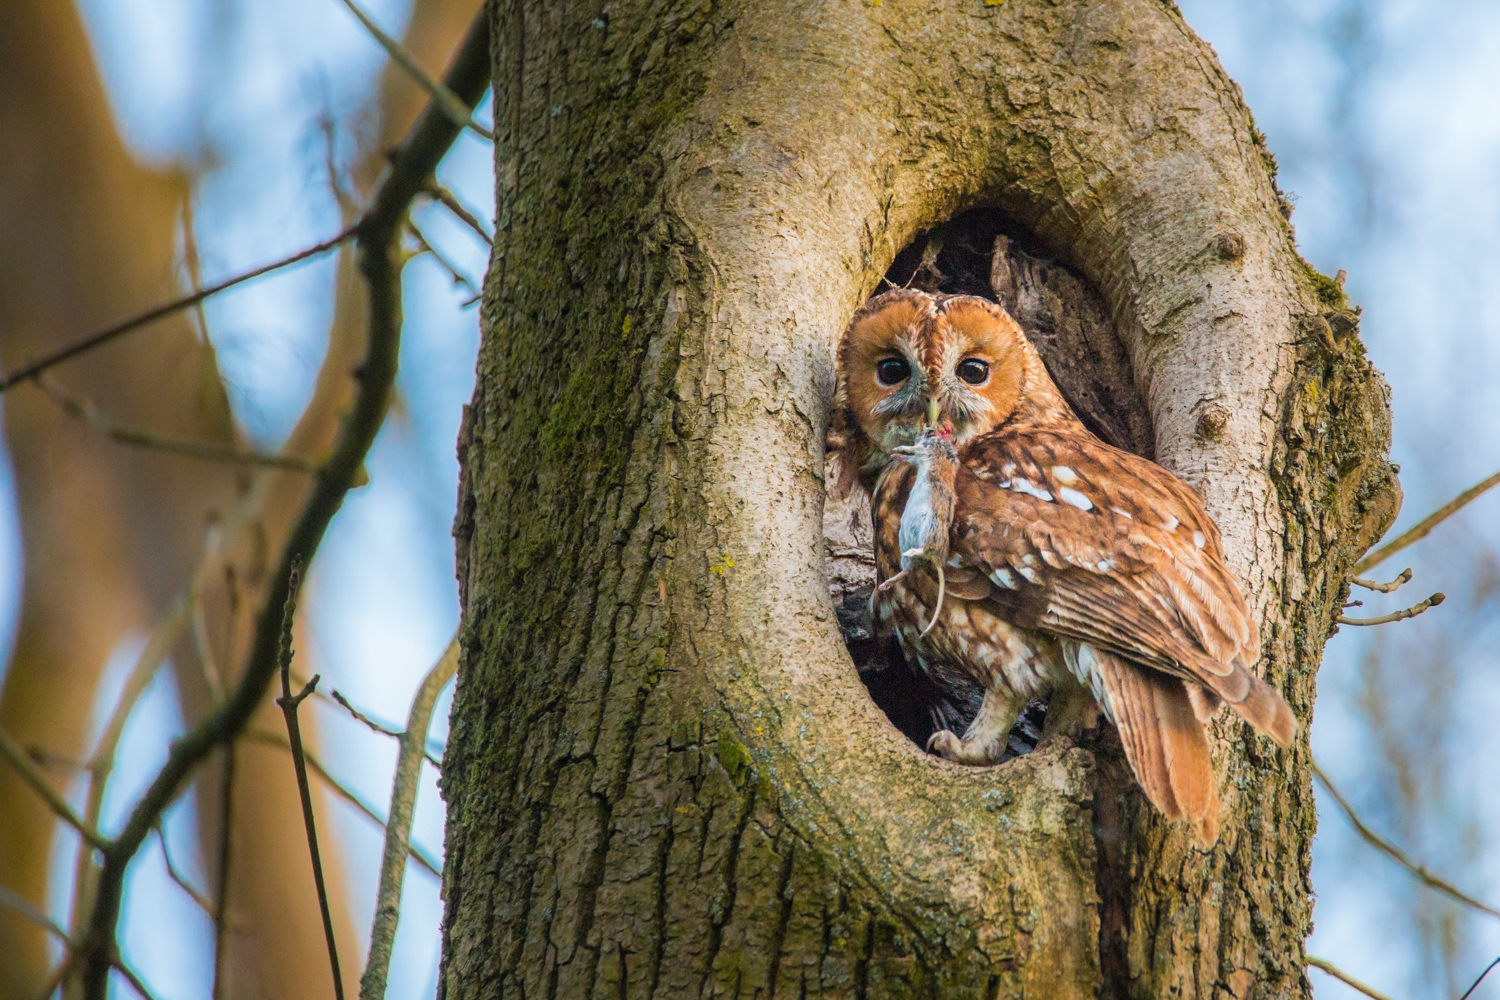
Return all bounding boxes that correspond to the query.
[956,359,990,385]
[876,357,911,386]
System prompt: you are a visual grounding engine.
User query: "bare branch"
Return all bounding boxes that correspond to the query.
[1460,955,1500,1000]
[211,747,235,1000]
[335,0,494,141]
[113,960,165,1000]
[244,729,442,879]
[0,884,71,943]
[0,227,355,393]
[424,181,493,245]
[359,635,459,1000]
[407,219,480,297]
[155,825,214,915]
[1313,761,1500,920]
[1354,467,1500,574]
[0,727,110,851]
[1306,957,1395,1000]
[274,562,345,1000]
[36,375,321,472]
[1350,568,1412,594]
[76,15,491,994]
[329,687,443,770]
[1337,592,1445,627]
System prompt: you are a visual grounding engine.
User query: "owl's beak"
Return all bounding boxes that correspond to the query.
[926,397,941,426]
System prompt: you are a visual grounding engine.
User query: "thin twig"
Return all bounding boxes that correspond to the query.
[406,219,480,296]
[424,181,492,244]
[37,375,321,472]
[244,729,442,878]
[77,16,492,994]
[275,563,345,1000]
[1351,568,1412,594]
[0,227,354,393]
[329,688,443,770]
[0,884,72,942]
[1306,957,1395,1000]
[69,590,195,948]
[1354,467,1500,574]
[359,636,459,1000]
[1459,955,1500,1000]
[113,960,165,1000]
[336,0,494,140]
[1337,592,1444,626]
[0,727,110,851]
[156,825,214,914]
[211,745,235,1000]
[1313,761,1500,920]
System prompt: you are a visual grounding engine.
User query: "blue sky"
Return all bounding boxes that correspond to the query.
[3,1,1498,997]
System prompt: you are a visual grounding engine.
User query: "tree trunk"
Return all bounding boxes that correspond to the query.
[440,1,1399,997]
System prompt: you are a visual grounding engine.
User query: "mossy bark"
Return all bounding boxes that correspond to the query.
[440,1,1399,997]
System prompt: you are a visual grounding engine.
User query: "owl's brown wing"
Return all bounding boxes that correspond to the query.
[949,426,1294,747]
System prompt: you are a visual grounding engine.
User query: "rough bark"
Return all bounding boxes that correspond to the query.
[442,1,1398,997]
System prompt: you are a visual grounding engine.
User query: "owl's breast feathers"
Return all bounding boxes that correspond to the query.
[939,424,1295,748]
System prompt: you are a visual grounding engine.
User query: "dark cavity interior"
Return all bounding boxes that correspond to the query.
[831,207,1154,756]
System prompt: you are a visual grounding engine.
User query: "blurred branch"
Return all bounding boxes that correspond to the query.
[1350,568,1412,594]
[336,0,494,141]
[0,227,355,393]
[35,374,320,472]
[1354,467,1500,574]
[1459,955,1500,1000]
[328,687,443,770]
[359,635,458,1000]
[155,825,214,915]
[113,960,164,1000]
[68,586,196,949]
[76,13,492,995]
[425,181,492,244]
[1306,957,1395,1000]
[211,748,235,1000]
[274,563,345,1000]
[0,884,71,943]
[407,219,480,297]
[245,729,442,878]
[1312,761,1500,920]
[1337,592,1444,626]
[0,727,109,851]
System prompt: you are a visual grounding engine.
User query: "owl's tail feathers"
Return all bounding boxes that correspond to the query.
[1096,652,1220,846]
[1221,669,1297,749]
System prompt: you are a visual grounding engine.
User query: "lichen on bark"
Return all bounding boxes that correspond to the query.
[441,2,1399,997]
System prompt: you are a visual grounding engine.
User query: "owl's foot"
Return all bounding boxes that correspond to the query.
[1040,682,1099,742]
[925,686,1023,766]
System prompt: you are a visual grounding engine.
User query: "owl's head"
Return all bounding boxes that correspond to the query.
[829,289,1068,496]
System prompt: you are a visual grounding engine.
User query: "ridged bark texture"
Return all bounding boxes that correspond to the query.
[441,1,1399,997]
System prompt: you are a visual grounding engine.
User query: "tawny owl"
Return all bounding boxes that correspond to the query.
[830,289,1295,845]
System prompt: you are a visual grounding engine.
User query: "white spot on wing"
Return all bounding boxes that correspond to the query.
[1096,560,1113,572]
[1002,463,1017,476]
[1052,465,1078,483]
[991,567,1018,589]
[1017,565,1040,583]
[1194,530,1206,549]
[1162,515,1179,531]
[1058,487,1093,511]
[1009,478,1054,502]
[947,554,964,568]
[1111,507,1133,520]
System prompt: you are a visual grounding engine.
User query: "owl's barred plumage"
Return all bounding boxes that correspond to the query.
[832,289,1295,845]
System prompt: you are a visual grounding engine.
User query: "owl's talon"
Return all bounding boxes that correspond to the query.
[878,569,908,592]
